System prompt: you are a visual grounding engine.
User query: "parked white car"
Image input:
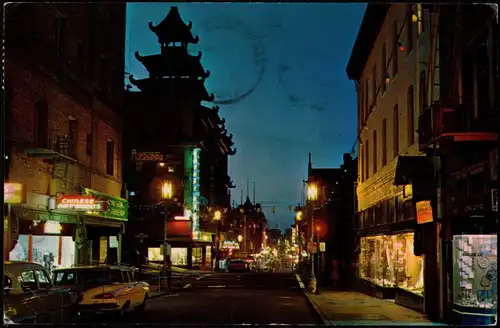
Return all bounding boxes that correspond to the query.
[53,265,150,316]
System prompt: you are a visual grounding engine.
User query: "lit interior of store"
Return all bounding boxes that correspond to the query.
[359,232,424,296]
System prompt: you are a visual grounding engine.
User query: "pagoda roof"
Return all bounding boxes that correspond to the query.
[149,6,199,46]
[135,49,210,79]
[200,105,225,127]
[129,75,215,102]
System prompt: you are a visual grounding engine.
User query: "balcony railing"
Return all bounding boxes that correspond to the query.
[418,102,498,150]
[25,131,77,160]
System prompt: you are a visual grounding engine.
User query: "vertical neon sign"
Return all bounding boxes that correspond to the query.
[192,148,201,239]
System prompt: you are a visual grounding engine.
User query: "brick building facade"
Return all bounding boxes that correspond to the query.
[4,3,127,270]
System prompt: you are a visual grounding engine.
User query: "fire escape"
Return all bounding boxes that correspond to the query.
[417,5,498,153]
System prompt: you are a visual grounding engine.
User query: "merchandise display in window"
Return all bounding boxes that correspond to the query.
[358,232,423,295]
[452,234,497,309]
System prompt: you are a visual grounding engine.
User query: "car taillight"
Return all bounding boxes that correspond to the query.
[92,293,114,299]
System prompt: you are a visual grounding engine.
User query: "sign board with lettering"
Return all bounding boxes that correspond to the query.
[56,195,107,211]
[4,183,26,204]
[416,200,433,224]
[82,188,128,221]
[133,151,164,162]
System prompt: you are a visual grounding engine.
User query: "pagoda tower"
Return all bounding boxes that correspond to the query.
[125,7,236,263]
[129,6,215,144]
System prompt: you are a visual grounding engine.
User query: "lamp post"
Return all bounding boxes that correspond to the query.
[315,225,321,295]
[307,183,318,293]
[213,210,222,271]
[161,181,173,292]
[239,207,247,255]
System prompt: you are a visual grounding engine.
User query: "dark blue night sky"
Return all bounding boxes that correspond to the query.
[126,3,366,231]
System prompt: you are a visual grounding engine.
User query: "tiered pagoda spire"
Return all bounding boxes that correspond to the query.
[129,6,214,102]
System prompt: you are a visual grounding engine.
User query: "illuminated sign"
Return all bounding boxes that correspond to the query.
[4,183,26,204]
[416,200,433,224]
[44,221,62,234]
[184,148,201,240]
[133,151,164,162]
[56,195,105,211]
[174,216,189,221]
[82,188,128,221]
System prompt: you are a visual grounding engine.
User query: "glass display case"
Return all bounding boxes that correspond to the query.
[452,234,497,310]
[359,233,423,295]
[394,232,424,296]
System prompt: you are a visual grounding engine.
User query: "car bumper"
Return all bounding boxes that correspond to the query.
[78,303,121,313]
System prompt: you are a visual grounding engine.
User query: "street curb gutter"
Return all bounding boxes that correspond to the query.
[295,274,327,324]
[303,292,328,325]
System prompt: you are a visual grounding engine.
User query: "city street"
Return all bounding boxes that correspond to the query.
[77,271,321,325]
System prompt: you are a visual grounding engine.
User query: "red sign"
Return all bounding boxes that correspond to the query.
[416,200,433,224]
[166,220,192,238]
[56,195,107,211]
[134,152,164,162]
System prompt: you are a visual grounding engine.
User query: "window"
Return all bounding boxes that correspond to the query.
[419,70,427,114]
[364,140,370,179]
[382,118,387,166]
[35,101,49,148]
[19,270,37,291]
[372,67,377,105]
[393,104,399,158]
[86,133,93,156]
[365,79,369,113]
[77,41,85,68]
[393,21,399,77]
[381,43,387,93]
[106,140,114,176]
[372,130,377,174]
[110,270,123,283]
[407,85,415,145]
[34,270,51,289]
[359,82,364,129]
[54,17,66,58]
[360,144,364,182]
[407,5,414,54]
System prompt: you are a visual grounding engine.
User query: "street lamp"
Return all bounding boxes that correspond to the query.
[239,207,247,255]
[307,182,318,293]
[237,234,243,242]
[213,210,222,271]
[161,181,173,292]
[315,224,321,295]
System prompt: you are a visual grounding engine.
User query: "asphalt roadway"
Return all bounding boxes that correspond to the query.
[79,271,321,325]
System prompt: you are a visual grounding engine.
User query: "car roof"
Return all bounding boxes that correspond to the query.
[53,264,136,272]
[5,261,46,271]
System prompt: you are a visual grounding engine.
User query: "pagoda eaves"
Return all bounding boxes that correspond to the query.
[129,75,215,102]
[149,6,199,46]
[135,50,210,79]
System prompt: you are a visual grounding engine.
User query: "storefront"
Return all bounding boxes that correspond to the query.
[80,188,128,265]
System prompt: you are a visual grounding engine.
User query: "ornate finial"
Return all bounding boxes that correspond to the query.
[196,51,202,60]
[148,21,156,32]
[213,105,219,113]
[129,75,137,85]
[192,35,200,44]
[220,118,226,125]
[204,70,211,78]
[134,51,144,62]
[230,148,237,155]
[208,93,215,101]
[187,21,193,30]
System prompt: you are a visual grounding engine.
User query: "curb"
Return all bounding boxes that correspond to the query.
[303,292,328,324]
[149,287,185,299]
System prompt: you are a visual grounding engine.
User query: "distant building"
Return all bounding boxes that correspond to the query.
[4,3,127,268]
[268,228,282,248]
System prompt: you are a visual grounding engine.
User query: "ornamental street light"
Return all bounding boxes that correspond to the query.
[239,207,247,255]
[162,181,173,292]
[307,182,319,293]
[213,210,222,271]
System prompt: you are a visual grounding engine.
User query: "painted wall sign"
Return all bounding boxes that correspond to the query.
[416,200,433,224]
[56,195,106,211]
[4,183,26,204]
[82,188,128,221]
[134,152,164,162]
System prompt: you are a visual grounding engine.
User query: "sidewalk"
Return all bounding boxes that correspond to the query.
[305,289,447,326]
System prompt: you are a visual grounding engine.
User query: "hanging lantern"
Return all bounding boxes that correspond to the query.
[397,41,405,52]
[385,74,391,84]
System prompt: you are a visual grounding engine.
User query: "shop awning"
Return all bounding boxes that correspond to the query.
[12,207,77,224]
[394,156,434,186]
[83,216,123,229]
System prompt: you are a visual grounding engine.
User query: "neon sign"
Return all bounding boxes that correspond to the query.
[56,195,106,211]
[192,148,201,239]
[4,183,26,204]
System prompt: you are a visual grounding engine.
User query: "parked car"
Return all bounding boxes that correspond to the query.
[4,261,78,324]
[53,265,150,316]
[228,259,250,272]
